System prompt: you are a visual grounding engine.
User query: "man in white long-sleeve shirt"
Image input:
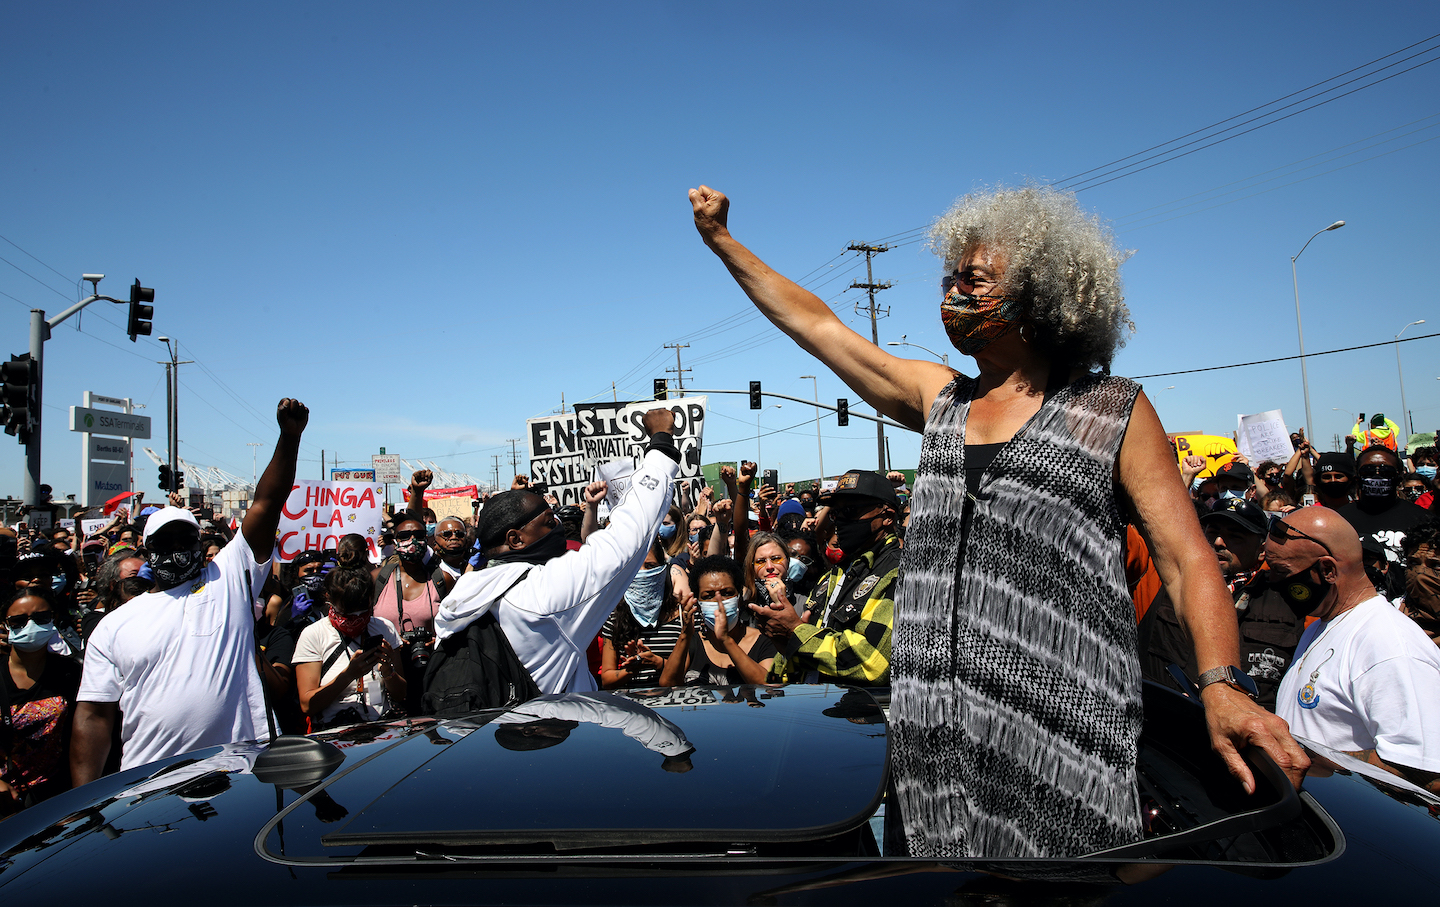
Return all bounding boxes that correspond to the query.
[435,408,680,694]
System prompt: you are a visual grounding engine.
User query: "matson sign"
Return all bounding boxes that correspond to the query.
[69,406,151,439]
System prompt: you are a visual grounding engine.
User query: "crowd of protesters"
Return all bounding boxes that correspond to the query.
[1,397,1437,851]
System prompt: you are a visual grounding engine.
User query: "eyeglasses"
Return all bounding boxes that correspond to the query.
[5,611,53,632]
[1267,519,1334,557]
[393,529,427,542]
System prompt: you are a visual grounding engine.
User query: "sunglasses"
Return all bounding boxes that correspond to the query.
[832,501,881,521]
[437,530,465,539]
[5,611,53,632]
[1267,520,1334,557]
[393,529,428,542]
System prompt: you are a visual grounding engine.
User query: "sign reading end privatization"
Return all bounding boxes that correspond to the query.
[69,406,151,439]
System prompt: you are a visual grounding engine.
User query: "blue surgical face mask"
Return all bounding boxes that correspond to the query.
[50,574,68,593]
[700,596,741,632]
[786,559,807,582]
[657,523,677,541]
[624,564,668,627]
[1218,488,1246,502]
[7,617,57,652]
[426,523,437,537]
[1417,465,1436,481]
[688,532,700,545]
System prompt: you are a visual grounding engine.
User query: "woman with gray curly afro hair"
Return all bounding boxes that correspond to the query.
[690,183,1307,859]
[929,184,1133,373]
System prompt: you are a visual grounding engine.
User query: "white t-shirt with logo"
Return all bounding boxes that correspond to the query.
[292,615,402,727]
[1277,595,1440,772]
[79,535,272,771]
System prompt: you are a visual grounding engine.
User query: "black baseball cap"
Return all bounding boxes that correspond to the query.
[1316,452,1356,478]
[1200,498,1267,536]
[1214,460,1254,485]
[831,470,901,510]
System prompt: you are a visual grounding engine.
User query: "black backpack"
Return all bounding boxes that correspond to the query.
[420,571,540,717]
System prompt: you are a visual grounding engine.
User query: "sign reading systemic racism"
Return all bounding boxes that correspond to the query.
[527,397,708,506]
[527,412,587,506]
[276,479,386,562]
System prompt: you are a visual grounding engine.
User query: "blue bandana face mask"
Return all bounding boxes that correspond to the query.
[624,564,668,627]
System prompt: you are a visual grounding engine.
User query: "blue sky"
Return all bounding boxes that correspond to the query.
[4,2,1438,505]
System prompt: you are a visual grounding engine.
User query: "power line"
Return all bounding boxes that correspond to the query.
[1054,34,1440,190]
[1130,332,1438,379]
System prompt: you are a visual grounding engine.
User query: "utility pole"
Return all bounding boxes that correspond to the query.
[247,442,262,483]
[508,438,521,481]
[664,343,691,397]
[848,243,891,472]
[155,336,192,493]
[491,454,502,492]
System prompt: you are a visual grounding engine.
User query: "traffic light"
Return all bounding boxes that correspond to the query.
[837,398,849,426]
[158,464,172,491]
[2,354,36,444]
[127,279,154,342]
[654,378,668,401]
[749,381,762,409]
[175,469,184,489]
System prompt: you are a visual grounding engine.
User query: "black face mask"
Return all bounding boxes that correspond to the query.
[1275,561,1333,615]
[149,543,205,590]
[1358,465,1399,502]
[492,523,569,567]
[834,519,878,563]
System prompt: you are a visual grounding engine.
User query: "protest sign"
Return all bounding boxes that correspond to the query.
[1236,410,1292,464]
[81,518,110,537]
[595,458,635,511]
[423,485,478,500]
[277,479,385,562]
[331,469,376,482]
[371,454,402,484]
[428,495,477,523]
[527,412,588,506]
[572,397,709,501]
[1171,433,1238,478]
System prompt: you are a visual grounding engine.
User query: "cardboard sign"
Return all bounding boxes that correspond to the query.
[276,480,386,562]
[427,495,477,524]
[81,518,110,537]
[1236,410,1292,464]
[371,454,402,484]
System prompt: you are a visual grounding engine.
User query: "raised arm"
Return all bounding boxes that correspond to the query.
[406,470,431,517]
[690,185,953,430]
[243,399,309,562]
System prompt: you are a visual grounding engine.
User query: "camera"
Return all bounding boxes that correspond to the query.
[400,621,435,672]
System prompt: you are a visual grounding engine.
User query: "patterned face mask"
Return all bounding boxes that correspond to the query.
[939,285,1026,356]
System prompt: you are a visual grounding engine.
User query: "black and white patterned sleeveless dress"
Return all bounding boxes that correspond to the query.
[890,373,1144,858]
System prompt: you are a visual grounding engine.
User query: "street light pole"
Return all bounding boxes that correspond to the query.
[1395,319,1426,440]
[156,336,192,494]
[800,375,824,481]
[1290,220,1345,442]
[886,335,949,367]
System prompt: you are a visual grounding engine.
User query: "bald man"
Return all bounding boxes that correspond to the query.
[1267,508,1440,793]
